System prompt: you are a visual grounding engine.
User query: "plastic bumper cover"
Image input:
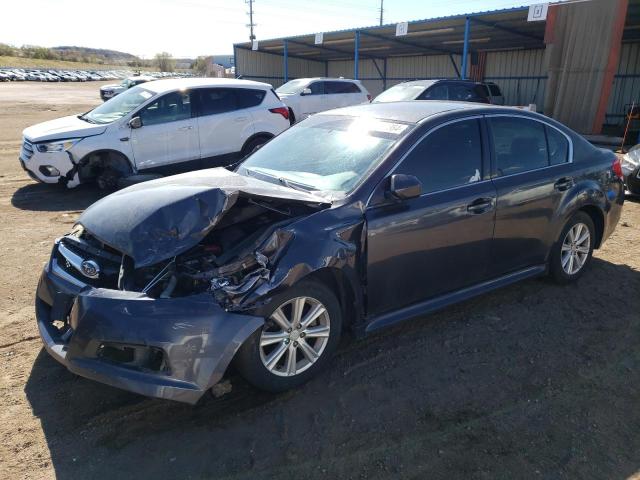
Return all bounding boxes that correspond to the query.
[35,262,264,404]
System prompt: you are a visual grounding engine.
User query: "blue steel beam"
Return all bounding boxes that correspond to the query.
[354,30,360,79]
[461,17,470,80]
[283,40,288,83]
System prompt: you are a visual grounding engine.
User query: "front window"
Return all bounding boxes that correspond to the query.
[83,86,154,124]
[238,115,411,198]
[276,79,310,95]
[374,83,433,103]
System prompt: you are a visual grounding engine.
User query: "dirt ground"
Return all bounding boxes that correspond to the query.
[1,81,640,480]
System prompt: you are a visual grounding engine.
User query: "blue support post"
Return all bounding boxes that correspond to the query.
[383,58,387,91]
[354,30,360,80]
[283,40,289,83]
[461,17,470,80]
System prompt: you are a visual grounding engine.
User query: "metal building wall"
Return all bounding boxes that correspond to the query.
[484,48,547,109]
[235,48,325,88]
[605,42,640,126]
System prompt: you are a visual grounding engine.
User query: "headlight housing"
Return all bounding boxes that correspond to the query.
[36,138,81,153]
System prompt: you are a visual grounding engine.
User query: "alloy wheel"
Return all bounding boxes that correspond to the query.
[561,222,591,275]
[259,296,331,377]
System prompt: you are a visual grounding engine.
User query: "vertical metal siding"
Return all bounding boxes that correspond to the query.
[605,42,640,126]
[236,49,324,88]
[484,49,547,108]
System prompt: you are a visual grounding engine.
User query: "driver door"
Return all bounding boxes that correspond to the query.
[298,81,326,118]
[130,90,200,170]
[365,117,496,317]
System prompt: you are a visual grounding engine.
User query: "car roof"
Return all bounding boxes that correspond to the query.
[142,77,273,93]
[318,101,517,124]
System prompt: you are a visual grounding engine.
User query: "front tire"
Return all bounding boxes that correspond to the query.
[234,279,342,392]
[550,211,595,284]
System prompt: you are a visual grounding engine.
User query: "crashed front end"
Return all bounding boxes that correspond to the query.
[35,169,338,403]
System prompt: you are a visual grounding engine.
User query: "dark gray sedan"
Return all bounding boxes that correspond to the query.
[35,102,624,403]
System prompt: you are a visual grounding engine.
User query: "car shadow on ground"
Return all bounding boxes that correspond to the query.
[24,258,640,479]
[11,182,107,212]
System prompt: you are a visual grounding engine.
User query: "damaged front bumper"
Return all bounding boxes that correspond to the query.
[35,256,264,404]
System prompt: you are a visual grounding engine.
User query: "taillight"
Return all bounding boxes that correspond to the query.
[367,94,372,102]
[269,107,289,120]
[612,156,624,180]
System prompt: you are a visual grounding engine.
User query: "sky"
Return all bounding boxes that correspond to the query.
[3,0,554,58]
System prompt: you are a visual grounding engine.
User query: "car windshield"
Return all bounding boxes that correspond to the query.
[374,84,432,103]
[276,79,310,95]
[238,115,411,198]
[83,86,154,124]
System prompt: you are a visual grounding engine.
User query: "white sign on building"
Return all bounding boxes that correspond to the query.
[315,33,324,45]
[396,22,408,36]
[527,3,549,22]
[252,40,259,51]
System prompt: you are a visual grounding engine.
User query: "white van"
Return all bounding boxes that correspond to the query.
[276,78,371,123]
[20,78,291,188]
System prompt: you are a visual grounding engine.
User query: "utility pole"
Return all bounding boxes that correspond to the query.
[246,0,256,41]
[379,0,384,26]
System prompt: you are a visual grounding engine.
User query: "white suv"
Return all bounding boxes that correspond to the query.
[20,78,291,189]
[276,78,371,123]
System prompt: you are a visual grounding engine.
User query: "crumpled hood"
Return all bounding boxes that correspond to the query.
[23,115,107,142]
[78,168,328,268]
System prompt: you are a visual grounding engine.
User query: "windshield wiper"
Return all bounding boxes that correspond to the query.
[277,176,314,192]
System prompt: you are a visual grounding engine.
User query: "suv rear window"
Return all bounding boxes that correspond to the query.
[487,84,502,96]
[237,88,266,108]
[325,81,361,94]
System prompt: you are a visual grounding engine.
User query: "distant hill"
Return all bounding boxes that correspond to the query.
[52,46,140,63]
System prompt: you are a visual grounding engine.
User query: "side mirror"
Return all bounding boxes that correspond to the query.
[128,116,142,129]
[389,174,422,200]
[301,88,312,96]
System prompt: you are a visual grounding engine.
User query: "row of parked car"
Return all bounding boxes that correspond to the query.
[24,76,626,404]
[0,68,192,82]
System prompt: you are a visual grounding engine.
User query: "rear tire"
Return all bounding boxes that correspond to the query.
[241,136,271,158]
[549,211,595,284]
[234,279,342,393]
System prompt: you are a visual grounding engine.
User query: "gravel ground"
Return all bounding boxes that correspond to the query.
[1,81,639,480]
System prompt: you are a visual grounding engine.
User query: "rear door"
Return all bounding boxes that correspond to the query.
[366,117,496,316]
[194,88,256,164]
[325,81,366,108]
[487,114,573,276]
[130,90,199,170]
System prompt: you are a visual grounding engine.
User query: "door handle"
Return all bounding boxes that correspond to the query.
[554,177,574,191]
[234,117,249,122]
[467,197,494,214]
[178,125,194,131]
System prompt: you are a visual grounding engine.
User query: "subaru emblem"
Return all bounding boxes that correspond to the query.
[81,259,100,279]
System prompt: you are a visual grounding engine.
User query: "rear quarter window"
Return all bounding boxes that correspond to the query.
[236,88,267,108]
[546,126,570,165]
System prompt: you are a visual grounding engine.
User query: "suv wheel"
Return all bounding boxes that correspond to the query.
[241,136,270,158]
[233,279,342,392]
[550,211,595,284]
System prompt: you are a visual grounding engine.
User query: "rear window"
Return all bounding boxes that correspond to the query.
[487,84,502,96]
[325,81,361,94]
[236,88,266,108]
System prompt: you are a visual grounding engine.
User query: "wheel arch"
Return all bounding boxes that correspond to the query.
[241,132,274,155]
[302,267,363,332]
[75,149,134,183]
[577,204,605,249]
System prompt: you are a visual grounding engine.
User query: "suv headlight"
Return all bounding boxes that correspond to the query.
[36,138,81,153]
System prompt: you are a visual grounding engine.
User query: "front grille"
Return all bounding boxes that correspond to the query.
[55,235,122,289]
[21,139,34,161]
